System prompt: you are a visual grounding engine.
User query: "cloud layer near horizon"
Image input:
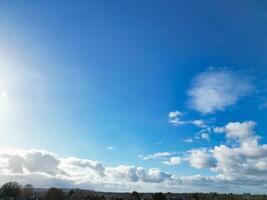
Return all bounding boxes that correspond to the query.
[0,148,174,192]
[1,121,267,193]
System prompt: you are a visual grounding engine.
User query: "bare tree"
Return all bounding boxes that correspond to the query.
[22,184,34,199]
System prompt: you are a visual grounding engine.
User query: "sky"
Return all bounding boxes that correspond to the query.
[1,0,267,194]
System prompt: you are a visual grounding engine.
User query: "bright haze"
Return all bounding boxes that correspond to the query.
[1,0,267,194]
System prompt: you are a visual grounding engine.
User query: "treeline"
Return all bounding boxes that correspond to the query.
[1,182,267,200]
[0,182,35,199]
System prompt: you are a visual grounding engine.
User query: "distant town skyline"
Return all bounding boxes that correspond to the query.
[1,0,267,193]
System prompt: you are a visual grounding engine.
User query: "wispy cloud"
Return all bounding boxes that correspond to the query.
[139,152,174,160]
[187,69,253,114]
[168,111,207,128]
[190,119,207,128]
[183,138,194,143]
[259,101,267,109]
[107,146,114,151]
[140,152,183,166]
[163,157,182,166]
[181,127,212,143]
[200,132,210,141]
[0,91,7,98]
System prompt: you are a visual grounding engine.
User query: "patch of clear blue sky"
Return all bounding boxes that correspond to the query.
[0,0,267,175]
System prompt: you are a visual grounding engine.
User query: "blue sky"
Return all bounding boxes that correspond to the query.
[1,0,267,193]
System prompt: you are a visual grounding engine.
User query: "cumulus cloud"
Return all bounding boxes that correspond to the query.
[0,148,173,192]
[187,69,253,114]
[105,165,172,183]
[105,165,140,182]
[2,132,267,194]
[188,149,216,169]
[210,121,267,179]
[61,157,105,177]
[0,149,62,175]
[136,168,172,183]
[1,122,267,193]
[186,121,267,188]
[223,121,256,141]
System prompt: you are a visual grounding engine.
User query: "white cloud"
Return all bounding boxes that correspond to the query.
[183,127,212,143]
[212,140,267,178]
[0,149,62,175]
[168,111,182,118]
[2,133,267,194]
[200,132,210,141]
[163,157,182,166]
[105,165,140,182]
[139,152,173,160]
[188,149,216,169]
[190,120,207,128]
[153,152,171,157]
[136,168,172,183]
[168,111,186,125]
[168,111,207,128]
[224,121,256,141]
[141,152,182,166]
[0,148,173,192]
[185,121,267,190]
[210,121,267,179]
[213,126,225,133]
[188,69,253,114]
[61,157,105,177]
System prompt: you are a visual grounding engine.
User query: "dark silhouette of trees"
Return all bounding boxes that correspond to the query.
[152,193,167,200]
[22,184,34,199]
[0,182,22,199]
[3,182,267,200]
[68,189,74,198]
[127,191,141,200]
[47,187,64,200]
